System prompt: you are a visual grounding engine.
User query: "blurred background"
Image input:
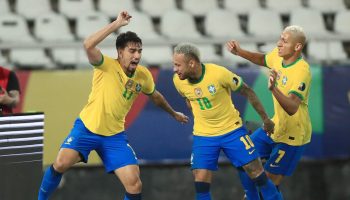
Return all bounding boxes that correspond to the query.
[0,0,350,199]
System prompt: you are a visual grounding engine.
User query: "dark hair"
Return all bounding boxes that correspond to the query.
[115,31,142,49]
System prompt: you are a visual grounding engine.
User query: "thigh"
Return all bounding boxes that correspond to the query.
[222,127,259,167]
[60,118,100,163]
[250,128,275,159]
[97,132,138,173]
[191,135,221,171]
[265,143,306,176]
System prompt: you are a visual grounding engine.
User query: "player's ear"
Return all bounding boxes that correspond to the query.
[295,43,303,52]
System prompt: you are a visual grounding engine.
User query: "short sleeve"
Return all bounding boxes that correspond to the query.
[288,68,311,101]
[173,74,185,97]
[7,71,20,93]
[142,68,156,95]
[264,48,279,69]
[221,68,243,92]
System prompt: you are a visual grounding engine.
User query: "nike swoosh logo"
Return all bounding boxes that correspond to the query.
[248,149,255,155]
[269,163,280,168]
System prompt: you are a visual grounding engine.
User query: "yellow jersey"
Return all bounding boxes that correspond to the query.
[80,55,155,136]
[265,48,312,146]
[173,63,244,136]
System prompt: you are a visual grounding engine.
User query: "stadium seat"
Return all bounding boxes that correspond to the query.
[51,48,79,67]
[16,0,53,20]
[182,0,219,17]
[76,48,91,69]
[289,9,332,39]
[160,10,203,40]
[247,9,283,40]
[119,11,164,41]
[265,0,304,15]
[308,0,346,13]
[196,44,222,64]
[0,0,11,15]
[140,0,177,18]
[58,0,95,19]
[0,14,35,43]
[141,45,173,67]
[205,9,246,39]
[34,13,75,42]
[224,0,261,15]
[76,12,114,41]
[100,47,117,58]
[99,0,136,18]
[0,54,10,68]
[334,11,350,36]
[222,43,258,66]
[10,48,52,69]
[307,41,348,63]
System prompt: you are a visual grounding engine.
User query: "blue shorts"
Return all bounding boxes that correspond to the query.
[250,128,306,176]
[191,127,259,171]
[61,118,138,173]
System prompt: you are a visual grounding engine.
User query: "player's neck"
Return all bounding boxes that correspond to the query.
[189,63,203,82]
[282,52,302,66]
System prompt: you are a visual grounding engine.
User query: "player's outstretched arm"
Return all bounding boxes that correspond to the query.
[268,70,301,116]
[226,40,265,67]
[149,90,189,123]
[239,83,274,135]
[83,11,132,65]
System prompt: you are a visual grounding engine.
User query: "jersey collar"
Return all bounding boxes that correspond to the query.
[282,56,302,68]
[188,63,205,84]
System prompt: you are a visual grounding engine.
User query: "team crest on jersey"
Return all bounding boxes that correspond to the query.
[135,83,142,92]
[207,84,216,95]
[194,88,203,97]
[233,77,239,86]
[64,137,74,145]
[125,79,134,89]
[298,82,306,91]
[282,76,288,85]
[277,70,282,80]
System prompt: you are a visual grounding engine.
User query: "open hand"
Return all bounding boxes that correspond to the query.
[174,112,189,124]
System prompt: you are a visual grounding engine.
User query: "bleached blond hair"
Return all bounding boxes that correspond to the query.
[284,25,306,45]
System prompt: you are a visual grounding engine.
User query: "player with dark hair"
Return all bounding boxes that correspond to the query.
[38,11,188,200]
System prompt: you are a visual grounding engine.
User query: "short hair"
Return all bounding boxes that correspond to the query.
[115,31,142,49]
[174,43,201,63]
[283,25,306,45]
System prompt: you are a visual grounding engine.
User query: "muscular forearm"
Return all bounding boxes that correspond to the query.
[245,88,269,121]
[237,49,265,66]
[271,87,298,115]
[151,92,176,117]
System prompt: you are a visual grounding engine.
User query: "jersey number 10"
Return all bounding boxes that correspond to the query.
[196,97,212,110]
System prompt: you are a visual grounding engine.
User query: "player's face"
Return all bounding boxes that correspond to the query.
[277,31,298,58]
[173,53,191,80]
[118,42,142,74]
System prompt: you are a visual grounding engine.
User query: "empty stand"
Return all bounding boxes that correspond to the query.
[265,0,304,15]
[183,0,219,17]
[10,48,52,69]
[247,9,283,39]
[205,9,246,39]
[16,0,52,20]
[34,13,75,42]
[140,0,177,18]
[161,10,202,40]
[58,0,95,19]
[224,0,261,15]
[99,0,136,18]
[0,14,34,42]
[76,12,113,40]
[308,0,346,13]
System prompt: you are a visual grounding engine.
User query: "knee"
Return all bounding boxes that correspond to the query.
[193,170,212,182]
[125,177,142,193]
[53,158,73,173]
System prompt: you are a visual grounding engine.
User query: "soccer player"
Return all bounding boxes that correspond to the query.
[38,11,189,200]
[226,25,312,199]
[172,43,282,200]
